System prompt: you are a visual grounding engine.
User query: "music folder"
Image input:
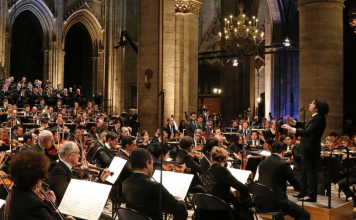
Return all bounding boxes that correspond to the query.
[59,179,112,220]
[153,170,193,199]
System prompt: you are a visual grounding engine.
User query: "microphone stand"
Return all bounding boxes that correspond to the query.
[300,107,306,220]
[157,89,165,219]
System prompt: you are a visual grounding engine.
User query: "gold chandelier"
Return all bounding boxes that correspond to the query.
[219,2,264,55]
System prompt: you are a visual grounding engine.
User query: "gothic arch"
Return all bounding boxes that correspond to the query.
[62,9,103,56]
[7,0,55,47]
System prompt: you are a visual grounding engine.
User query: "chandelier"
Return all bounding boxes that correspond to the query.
[219,2,264,55]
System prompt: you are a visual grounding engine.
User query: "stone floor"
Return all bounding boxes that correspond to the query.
[100,183,356,220]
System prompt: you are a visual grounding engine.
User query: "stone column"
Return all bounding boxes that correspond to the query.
[298,0,344,137]
[0,0,7,70]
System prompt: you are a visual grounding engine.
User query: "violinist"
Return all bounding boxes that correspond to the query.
[23,104,31,116]
[178,120,186,133]
[41,118,49,130]
[193,129,206,150]
[241,121,251,139]
[264,120,277,140]
[248,130,264,149]
[339,136,353,148]
[96,132,119,168]
[262,138,275,152]
[57,119,69,133]
[110,121,121,135]
[163,117,178,139]
[329,131,339,146]
[11,124,23,141]
[5,151,75,220]
[201,137,218,173]
[8,109,21,125]
[292,136,302,183]
[20,132,37,151]
[283,135,295,151]
[200,146,251,220]
[122,148,188,220]
[48,141,111,203]
[176,136,203,193]
[323,136,334,151]
[30,130,58,165]
[229,133,244,154]
[67,129,82,144]
[352,135,356,147]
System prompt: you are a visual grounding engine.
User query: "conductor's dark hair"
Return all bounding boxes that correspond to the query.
[179,136,193,150]
[314,98,329,115]
[205,137,219,153]
[190,112,196,116]
[106,132,119,142]
[272,141,287,154]
[9,151,50,189]
[122,136,135,149]
[130,148,152,170]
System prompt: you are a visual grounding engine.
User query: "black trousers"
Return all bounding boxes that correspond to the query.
[278,200,310,220]
[301,158,317,200]
[338,173,356,200]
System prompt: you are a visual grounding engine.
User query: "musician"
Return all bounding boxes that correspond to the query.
[193,129,205,149]
[196,115,206,131]
[62,88,72,106]
[74,89,85,107]
[0,84,12,105]
[229,133,244,154]
[67,129,82,144]
[178,120,186,133]
[41,118,49,129]
[8,109,21,124]
[248,130,264,149]
[265,120,271,129]
[231,120,242,130]
[17,89,28,108]
[30,130,58,164]
[96,132,119,167]
[201,137,219,173]
[291,136,302,184]
[241,121,251,139]
[120,127,130,138]
[0,98,8,109]
[264,120,277,140]
[323,136,334,151]
[111,121,121,135]
[262,138,275,152]
[122,148,187,220]
[184,112,198,138]
[31,106,38,115]
[200,146,251,220]
[255,141,310,220]
[339,136,353,148]
[48,141,110,203]
[21,132,37,151]
[118,136,137,160]
[352,135,356,147]
[283,135,294,151]
[54,84,63,94]
[163,117,178,139]
[11,124,23,141]
[329,132,339,145]
[53,99,63,113]
[5,151,75,220]
[282,98,329,202]
[23,104,31,116]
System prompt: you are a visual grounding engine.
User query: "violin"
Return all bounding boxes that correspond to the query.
[189,150,203,160]
[195,145,203,151]
[35,185,66,220]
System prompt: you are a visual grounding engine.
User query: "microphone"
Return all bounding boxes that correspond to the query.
[299,107,305,112]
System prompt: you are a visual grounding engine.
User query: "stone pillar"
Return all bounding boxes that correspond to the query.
[298,0,344,137]
[0,0,7,70]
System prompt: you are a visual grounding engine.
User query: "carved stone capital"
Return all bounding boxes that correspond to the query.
[297,0,345,7]
[175,0,203,15]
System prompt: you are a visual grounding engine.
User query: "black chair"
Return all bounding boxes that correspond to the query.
[249,183,284,220]
[117,207,152,220]
[192,193,235,220]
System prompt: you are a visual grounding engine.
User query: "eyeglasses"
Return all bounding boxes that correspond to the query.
[71,152,80,155]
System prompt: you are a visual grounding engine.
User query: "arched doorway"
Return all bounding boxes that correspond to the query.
[64,22,93,100]
[10,11,43,82]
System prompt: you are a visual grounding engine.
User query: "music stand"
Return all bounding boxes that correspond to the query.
[245,156,262,177]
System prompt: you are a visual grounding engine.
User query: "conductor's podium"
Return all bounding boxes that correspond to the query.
[261,192,354,220]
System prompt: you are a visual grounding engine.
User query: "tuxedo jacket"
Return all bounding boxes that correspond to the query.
[295,114,326,159]
[48,160,77,203]
[256,154,301,201]
[123,173,187,220]
[163,124,178,139]
[5,186,55,220]
[184,121,197,138]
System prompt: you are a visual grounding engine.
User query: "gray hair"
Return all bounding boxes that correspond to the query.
[195,129,203,134]
[59,141,77,158]
[100,132,107,139]
[325,136,333,142]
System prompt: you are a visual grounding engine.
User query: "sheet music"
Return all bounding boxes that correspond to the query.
[227,168,251,186]
[59,179,112,220]
[153,170,193,199]
[0,199,5,208]
[105,156,127,184]
[254,166,259,181]
[259,150,271,157]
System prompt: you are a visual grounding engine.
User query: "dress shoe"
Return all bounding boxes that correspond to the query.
[292,194,301,198]
[298,196,316,202]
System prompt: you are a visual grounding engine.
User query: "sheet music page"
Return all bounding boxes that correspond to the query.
[153,170,193,199]
[0,199,5,208]
[227,168,251,186]
[254,166,259,181]
[259,150,271,157]
[105,156,127,184]
[59,179,112,220]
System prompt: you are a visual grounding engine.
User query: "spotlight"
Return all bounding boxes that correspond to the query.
[233,59,238,66]
[283,37,291,47]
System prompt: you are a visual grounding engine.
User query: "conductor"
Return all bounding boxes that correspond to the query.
[281,98,329,202]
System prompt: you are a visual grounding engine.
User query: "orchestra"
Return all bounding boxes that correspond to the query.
[0,80,353,220]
